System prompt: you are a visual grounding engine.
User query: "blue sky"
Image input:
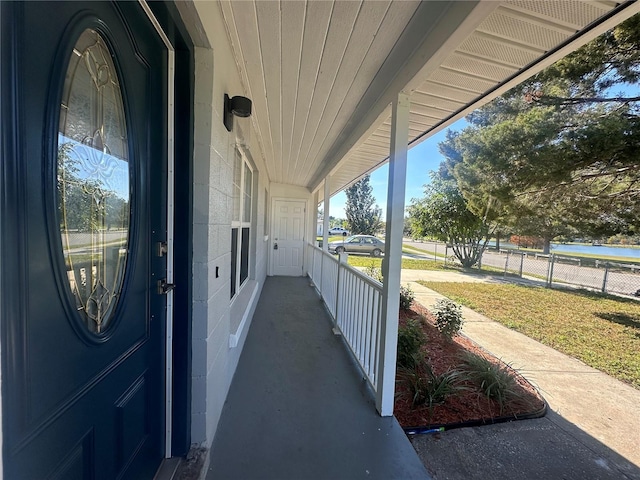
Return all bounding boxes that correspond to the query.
[327,117,466,220]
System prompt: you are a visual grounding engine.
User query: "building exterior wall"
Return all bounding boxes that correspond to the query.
[190,1,269,447]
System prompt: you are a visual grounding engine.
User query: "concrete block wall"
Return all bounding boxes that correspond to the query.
[190,1,269,448]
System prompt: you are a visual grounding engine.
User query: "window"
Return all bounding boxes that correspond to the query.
[57,29,130,334]
[231,148,253,299]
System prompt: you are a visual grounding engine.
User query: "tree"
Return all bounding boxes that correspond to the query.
[329,216,344,228]
[439,14,640,242]
[58,141,129,232]
[505,190,577,254]
[407,172,493,268]
[344,175,382,235]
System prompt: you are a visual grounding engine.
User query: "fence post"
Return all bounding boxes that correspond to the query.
[546,254,555,288]
[519,253,524,278]
[602,263,609,293]
[503,250,510,277]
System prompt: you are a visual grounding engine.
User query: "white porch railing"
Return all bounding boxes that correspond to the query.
[307,244,383,391]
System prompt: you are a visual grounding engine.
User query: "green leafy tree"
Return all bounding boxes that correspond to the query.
[407,172,493,268]
[58,142,129,232]
[439,14,640,242]
[344,174,382,235]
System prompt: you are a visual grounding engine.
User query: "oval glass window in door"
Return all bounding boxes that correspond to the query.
[57,29,130,334]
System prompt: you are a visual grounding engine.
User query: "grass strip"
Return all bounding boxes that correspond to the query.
[418,281,640,389]
[347,256,444,270]
[402,244,449,258]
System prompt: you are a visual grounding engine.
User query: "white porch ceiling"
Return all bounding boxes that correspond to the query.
[216,0,637,202]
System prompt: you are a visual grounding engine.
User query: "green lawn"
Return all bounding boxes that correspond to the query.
[347,256,444,270]
[418,282,640,389]
[317,235,350,243]
[494,246,640,265]
[402,244,448,258]
[347,255,514,277]
[552,251,640,264]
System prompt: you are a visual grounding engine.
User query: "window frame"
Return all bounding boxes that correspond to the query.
[231,148,253,300]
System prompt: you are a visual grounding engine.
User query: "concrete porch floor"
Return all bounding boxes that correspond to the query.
[207,276,430,480]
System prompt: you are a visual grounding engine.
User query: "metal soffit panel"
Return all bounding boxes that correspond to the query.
[325,0,624,201]
[219,0,421,188]
[217,0,628,202]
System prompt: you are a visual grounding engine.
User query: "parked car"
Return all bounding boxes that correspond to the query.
[328,226,349,236]
[328,235,385,257]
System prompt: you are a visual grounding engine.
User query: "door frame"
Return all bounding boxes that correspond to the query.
[143,1,194,458]
[140,1,177,458]
[269,197,308,276]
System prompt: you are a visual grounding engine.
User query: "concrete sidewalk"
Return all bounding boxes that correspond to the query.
[401,269,640,479]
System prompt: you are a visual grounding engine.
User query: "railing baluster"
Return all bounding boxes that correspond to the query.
[306,243,384,394]
[362,285,371,364]
[363,285,371,371]
[369,291,378,381]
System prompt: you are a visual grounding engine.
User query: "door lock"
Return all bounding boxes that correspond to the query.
[157,278,176,294]
[274,243,278,250]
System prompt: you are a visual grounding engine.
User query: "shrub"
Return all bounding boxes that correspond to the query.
[363,261,383,283]
[398,359,465,409]
[397,319,425,369]
[460,352,520,413]
[399,284,415,311]
[432,298,463,339]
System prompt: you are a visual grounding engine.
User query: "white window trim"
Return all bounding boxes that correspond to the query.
[231,148,253,300]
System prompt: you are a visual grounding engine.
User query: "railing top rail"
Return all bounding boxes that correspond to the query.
[311,244,339,265]
[307,242,382,291]
[340,262,383,291]
[499,249,526,256]
[309,243,323,254]
[603,261,640,269]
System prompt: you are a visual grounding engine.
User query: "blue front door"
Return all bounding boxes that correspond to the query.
[1,2,168,478]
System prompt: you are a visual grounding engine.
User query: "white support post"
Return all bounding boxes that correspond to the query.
[312,190,319,247]
[376,93,410,417]
[377,93,410,416]
[310,190,319,278]
[322,176,331,251]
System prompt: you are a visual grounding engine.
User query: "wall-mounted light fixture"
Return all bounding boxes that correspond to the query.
[224,94,252,132]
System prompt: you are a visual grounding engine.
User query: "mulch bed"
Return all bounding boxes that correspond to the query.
[394,302,546,431]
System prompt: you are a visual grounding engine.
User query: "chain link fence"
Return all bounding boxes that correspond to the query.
[405,239,640,297]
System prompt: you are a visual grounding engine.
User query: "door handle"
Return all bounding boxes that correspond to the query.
[274,243,278,250]
[157,278,176,294]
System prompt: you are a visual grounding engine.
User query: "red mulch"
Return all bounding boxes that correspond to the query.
[394,303,545,429]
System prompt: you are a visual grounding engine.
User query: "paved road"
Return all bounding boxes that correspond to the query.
[404,239,640,297]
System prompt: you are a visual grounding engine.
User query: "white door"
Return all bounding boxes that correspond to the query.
[272,200,306,276]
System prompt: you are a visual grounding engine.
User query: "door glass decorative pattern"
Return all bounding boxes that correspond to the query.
[57,29,130,334]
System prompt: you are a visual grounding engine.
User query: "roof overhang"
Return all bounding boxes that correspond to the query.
[321,0,640,201]
[182,1,640,203]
